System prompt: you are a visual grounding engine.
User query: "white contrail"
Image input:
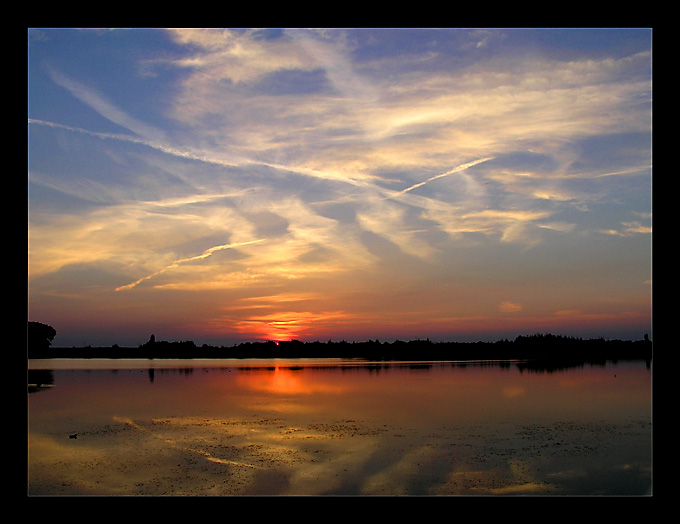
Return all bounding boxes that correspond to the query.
[29,120,491,206]
[386,157,495,199]
[28,118,245,169]
[29,118,375,188]
[115,239,265,291]
[47,67,167,143]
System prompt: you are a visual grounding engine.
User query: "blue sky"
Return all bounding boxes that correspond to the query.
[28,28,652,347]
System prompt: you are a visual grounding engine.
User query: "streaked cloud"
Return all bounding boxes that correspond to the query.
[28,28,653,345]
[599,220,652,237]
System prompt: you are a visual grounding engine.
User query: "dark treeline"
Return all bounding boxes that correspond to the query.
[27,322,652,363]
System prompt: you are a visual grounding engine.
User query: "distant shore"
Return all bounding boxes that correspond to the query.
[28,333,652,362]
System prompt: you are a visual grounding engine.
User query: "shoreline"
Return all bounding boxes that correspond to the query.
[29,334,653,362]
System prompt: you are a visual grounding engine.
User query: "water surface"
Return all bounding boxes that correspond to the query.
[28,358,652,496]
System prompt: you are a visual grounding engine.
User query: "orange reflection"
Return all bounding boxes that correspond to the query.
[235,366,346,397]
[262,366,304,395]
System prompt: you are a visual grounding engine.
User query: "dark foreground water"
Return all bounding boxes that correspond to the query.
[27,358,652,496]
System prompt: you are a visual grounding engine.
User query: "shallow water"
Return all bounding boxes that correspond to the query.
[27,358,652,496]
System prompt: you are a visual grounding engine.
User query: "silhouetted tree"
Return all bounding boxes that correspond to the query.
[27,321,57,355]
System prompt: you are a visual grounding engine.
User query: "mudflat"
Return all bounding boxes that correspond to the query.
[28,412,651,496]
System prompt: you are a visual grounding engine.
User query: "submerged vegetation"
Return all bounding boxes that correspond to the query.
[27,322,652,363]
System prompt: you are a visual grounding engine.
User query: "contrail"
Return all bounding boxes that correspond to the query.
[29,120,492,205]
[29,118,373,188]
[387,157,495,199]
[28,118,245,168]
[115,239,265,291]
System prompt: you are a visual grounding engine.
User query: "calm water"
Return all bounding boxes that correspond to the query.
[27,358,652,496]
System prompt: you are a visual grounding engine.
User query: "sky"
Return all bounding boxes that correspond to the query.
[27,28,653,347]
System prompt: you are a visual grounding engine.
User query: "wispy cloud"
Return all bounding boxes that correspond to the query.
[28,29,652,344]
[167,28,318,86]
[599,221,652,237]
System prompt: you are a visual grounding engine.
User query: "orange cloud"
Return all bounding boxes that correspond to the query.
[499,301,522,313]
[229,311,357,342]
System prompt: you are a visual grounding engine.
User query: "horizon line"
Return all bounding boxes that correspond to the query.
[46,332,652,349]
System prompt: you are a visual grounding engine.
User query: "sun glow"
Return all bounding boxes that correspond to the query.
[229,311,355,342]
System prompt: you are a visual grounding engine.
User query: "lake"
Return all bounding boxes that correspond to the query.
[27,358,652,496]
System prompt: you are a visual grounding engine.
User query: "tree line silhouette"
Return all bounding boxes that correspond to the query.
[27,321,652,363]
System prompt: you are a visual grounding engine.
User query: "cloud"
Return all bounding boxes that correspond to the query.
[224,310,357,341]
[598,219,652,237]
[32,34,651,270]
[421,207,554,245]
[153,30,651,212]
[356,198,439,259]
[285,29,379,103]
[499,301,522,313]
[166,28,318,86]
[28,30,652,344]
